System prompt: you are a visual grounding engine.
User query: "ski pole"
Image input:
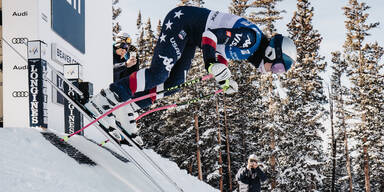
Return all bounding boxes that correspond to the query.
[62,74,214,142]
[137,89,224,120]
[99,89,224,146]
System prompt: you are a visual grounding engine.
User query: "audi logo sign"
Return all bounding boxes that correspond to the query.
[12,91,29,98]
[12,37,29,45]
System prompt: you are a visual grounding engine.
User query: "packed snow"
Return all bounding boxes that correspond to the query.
[0,127,218,192]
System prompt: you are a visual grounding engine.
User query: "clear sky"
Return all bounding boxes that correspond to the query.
[117,0,384,67]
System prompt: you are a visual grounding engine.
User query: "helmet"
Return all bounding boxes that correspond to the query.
[248,154,257,160]
[264,34,297,73]
[116,32,132,44]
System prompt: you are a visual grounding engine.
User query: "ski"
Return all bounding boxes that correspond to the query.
[47,78,168,192]
[47,77,183,192]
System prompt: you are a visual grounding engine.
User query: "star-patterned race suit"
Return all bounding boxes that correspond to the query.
[110,6,266,108]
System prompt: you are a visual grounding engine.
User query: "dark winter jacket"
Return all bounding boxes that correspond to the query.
[236,166,267,192]
[113,46,139,82]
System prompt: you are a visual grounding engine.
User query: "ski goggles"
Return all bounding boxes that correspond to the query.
[269,35,295,74]
[118,43,130,50]
[271,54,295,74]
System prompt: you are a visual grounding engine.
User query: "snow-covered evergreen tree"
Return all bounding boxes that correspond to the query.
[326,51,354,192]
[142,18,156,66]
[246,0,284,35]
[112,0,122,40]
[342,0,383,191]
[135,12,157,67]
[227,1,286,191]
[279,0,327,190]
[177,0,205,7]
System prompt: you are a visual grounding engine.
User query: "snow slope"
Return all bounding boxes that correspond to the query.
[0,127,218,192]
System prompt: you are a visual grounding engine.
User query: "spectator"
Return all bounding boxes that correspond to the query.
[236,154,267,192]
[113,33,139,82]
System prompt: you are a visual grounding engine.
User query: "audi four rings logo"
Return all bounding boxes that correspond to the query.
[12,38,28,44]
[12,91,29,97]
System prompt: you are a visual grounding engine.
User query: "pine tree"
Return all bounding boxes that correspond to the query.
[360,43,384,191]
[327,51,354,192]
[280,0,327,190]
[135,13,157,67]
[143,18,156,65]
[228,1,287,191]
[178,0,205,7]
[342,1,383,191]
[229,0,249,16]
[246,0,284,35]
[112,0,122,40]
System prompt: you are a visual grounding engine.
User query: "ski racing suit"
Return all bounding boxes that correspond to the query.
[110,6,267,109]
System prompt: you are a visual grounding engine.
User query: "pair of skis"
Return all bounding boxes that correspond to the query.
[61,74,219,146]
[48,72,222,192]
[48,78,170,192]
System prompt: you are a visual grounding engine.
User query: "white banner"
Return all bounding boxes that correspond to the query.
[3,0,39,128]
[51,43,81,65]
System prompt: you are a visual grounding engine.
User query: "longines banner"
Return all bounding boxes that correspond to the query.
[64,81,83,135]
[27,41,48,128]
[52,0,85,53]
[63,63,83,135]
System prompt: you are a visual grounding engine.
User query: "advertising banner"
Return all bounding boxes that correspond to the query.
[27,41,48,129]
[3,0,38,127]
[51,0,85,53]
[64,81,83,135]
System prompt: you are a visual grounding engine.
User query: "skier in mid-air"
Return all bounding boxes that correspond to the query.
[85,6,297,145]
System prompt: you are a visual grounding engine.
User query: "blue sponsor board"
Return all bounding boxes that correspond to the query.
[64,81,83,135]
[28,59,48,128]
[51,0,85,53]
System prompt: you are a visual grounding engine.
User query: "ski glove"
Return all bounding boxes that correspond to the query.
[208,63,238,94]
[208,63,232,82]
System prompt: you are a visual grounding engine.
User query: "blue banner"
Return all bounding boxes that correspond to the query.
[28,59,48,128]
[52,0,85,53]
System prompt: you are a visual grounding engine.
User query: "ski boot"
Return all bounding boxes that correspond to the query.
[84,88,124,142]
[113,102,144,146]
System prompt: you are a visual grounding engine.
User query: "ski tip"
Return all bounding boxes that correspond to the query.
[62,136,69,142]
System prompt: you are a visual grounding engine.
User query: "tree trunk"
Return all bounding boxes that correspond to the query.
[215,100,224,192]
[268,78,277,189]
[224,98,233,191]
[329,87,336,192]
[340,97,353,192]
[362,113,370,192]
[194,113,203,181]
[363,136,370,192]
[270,128,276,189]
[188,162,193,175]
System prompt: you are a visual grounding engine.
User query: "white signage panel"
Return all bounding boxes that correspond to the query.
[51,43,81,65]
[3,0,39,128]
